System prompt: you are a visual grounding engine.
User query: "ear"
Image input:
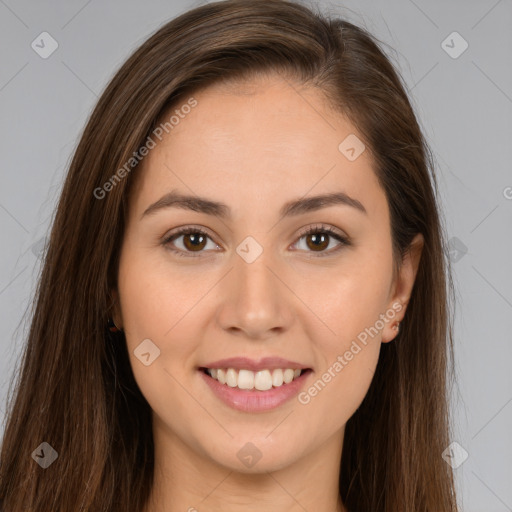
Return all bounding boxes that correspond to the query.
[110,288,123,330]
[382,233,424,343]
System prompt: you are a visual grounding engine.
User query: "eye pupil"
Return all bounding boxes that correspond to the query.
[184,233,206,251]
[306,233,329,251]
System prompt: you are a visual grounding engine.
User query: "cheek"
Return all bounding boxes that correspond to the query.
[277,256,391,440]
[117,247,207,393]
[118,244,206,343]
[303,257,390,386]
[295,277,388,445]
[117,253,209,444]
[292,342,379,459]
[298,253,393,351]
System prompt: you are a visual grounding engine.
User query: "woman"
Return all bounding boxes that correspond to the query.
[0,0,458,510]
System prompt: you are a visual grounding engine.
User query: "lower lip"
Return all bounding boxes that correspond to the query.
[199,369,312,412]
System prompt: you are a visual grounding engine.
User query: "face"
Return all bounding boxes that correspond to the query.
[114,73,422,473]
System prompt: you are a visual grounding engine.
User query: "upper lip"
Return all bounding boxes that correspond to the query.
[201,357,310,372]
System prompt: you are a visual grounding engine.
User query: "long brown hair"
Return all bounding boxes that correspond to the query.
[0,0,458,510]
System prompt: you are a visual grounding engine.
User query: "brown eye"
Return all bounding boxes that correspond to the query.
[163,227,218,257]
[182,232,207,251]
[294,225,349,256]
[305,232,330,252]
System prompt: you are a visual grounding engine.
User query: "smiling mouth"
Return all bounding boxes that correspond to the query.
[199,367,312,391]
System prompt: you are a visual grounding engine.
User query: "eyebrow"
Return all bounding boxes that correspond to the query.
[141,188,367,220]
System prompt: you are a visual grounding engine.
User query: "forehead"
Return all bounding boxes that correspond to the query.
[130,74,385,220]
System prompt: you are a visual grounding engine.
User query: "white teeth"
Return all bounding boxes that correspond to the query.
[238,369,254,390]
[226,368,237,387]
[205,367,305,390]
[254,370,273,391]
[272,368,284,387]
[283,369,295,384]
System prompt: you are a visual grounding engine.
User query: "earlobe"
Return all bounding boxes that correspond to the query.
[382,233,424,343]
[382,316,402,344]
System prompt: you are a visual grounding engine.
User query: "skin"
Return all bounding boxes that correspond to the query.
[113,73,423,512]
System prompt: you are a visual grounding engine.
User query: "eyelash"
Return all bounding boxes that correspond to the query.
[161,223,350,258]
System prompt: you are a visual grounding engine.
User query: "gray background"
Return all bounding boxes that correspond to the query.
[0,1,511,511]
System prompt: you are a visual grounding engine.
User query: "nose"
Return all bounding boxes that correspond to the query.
[216,248,294,340]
